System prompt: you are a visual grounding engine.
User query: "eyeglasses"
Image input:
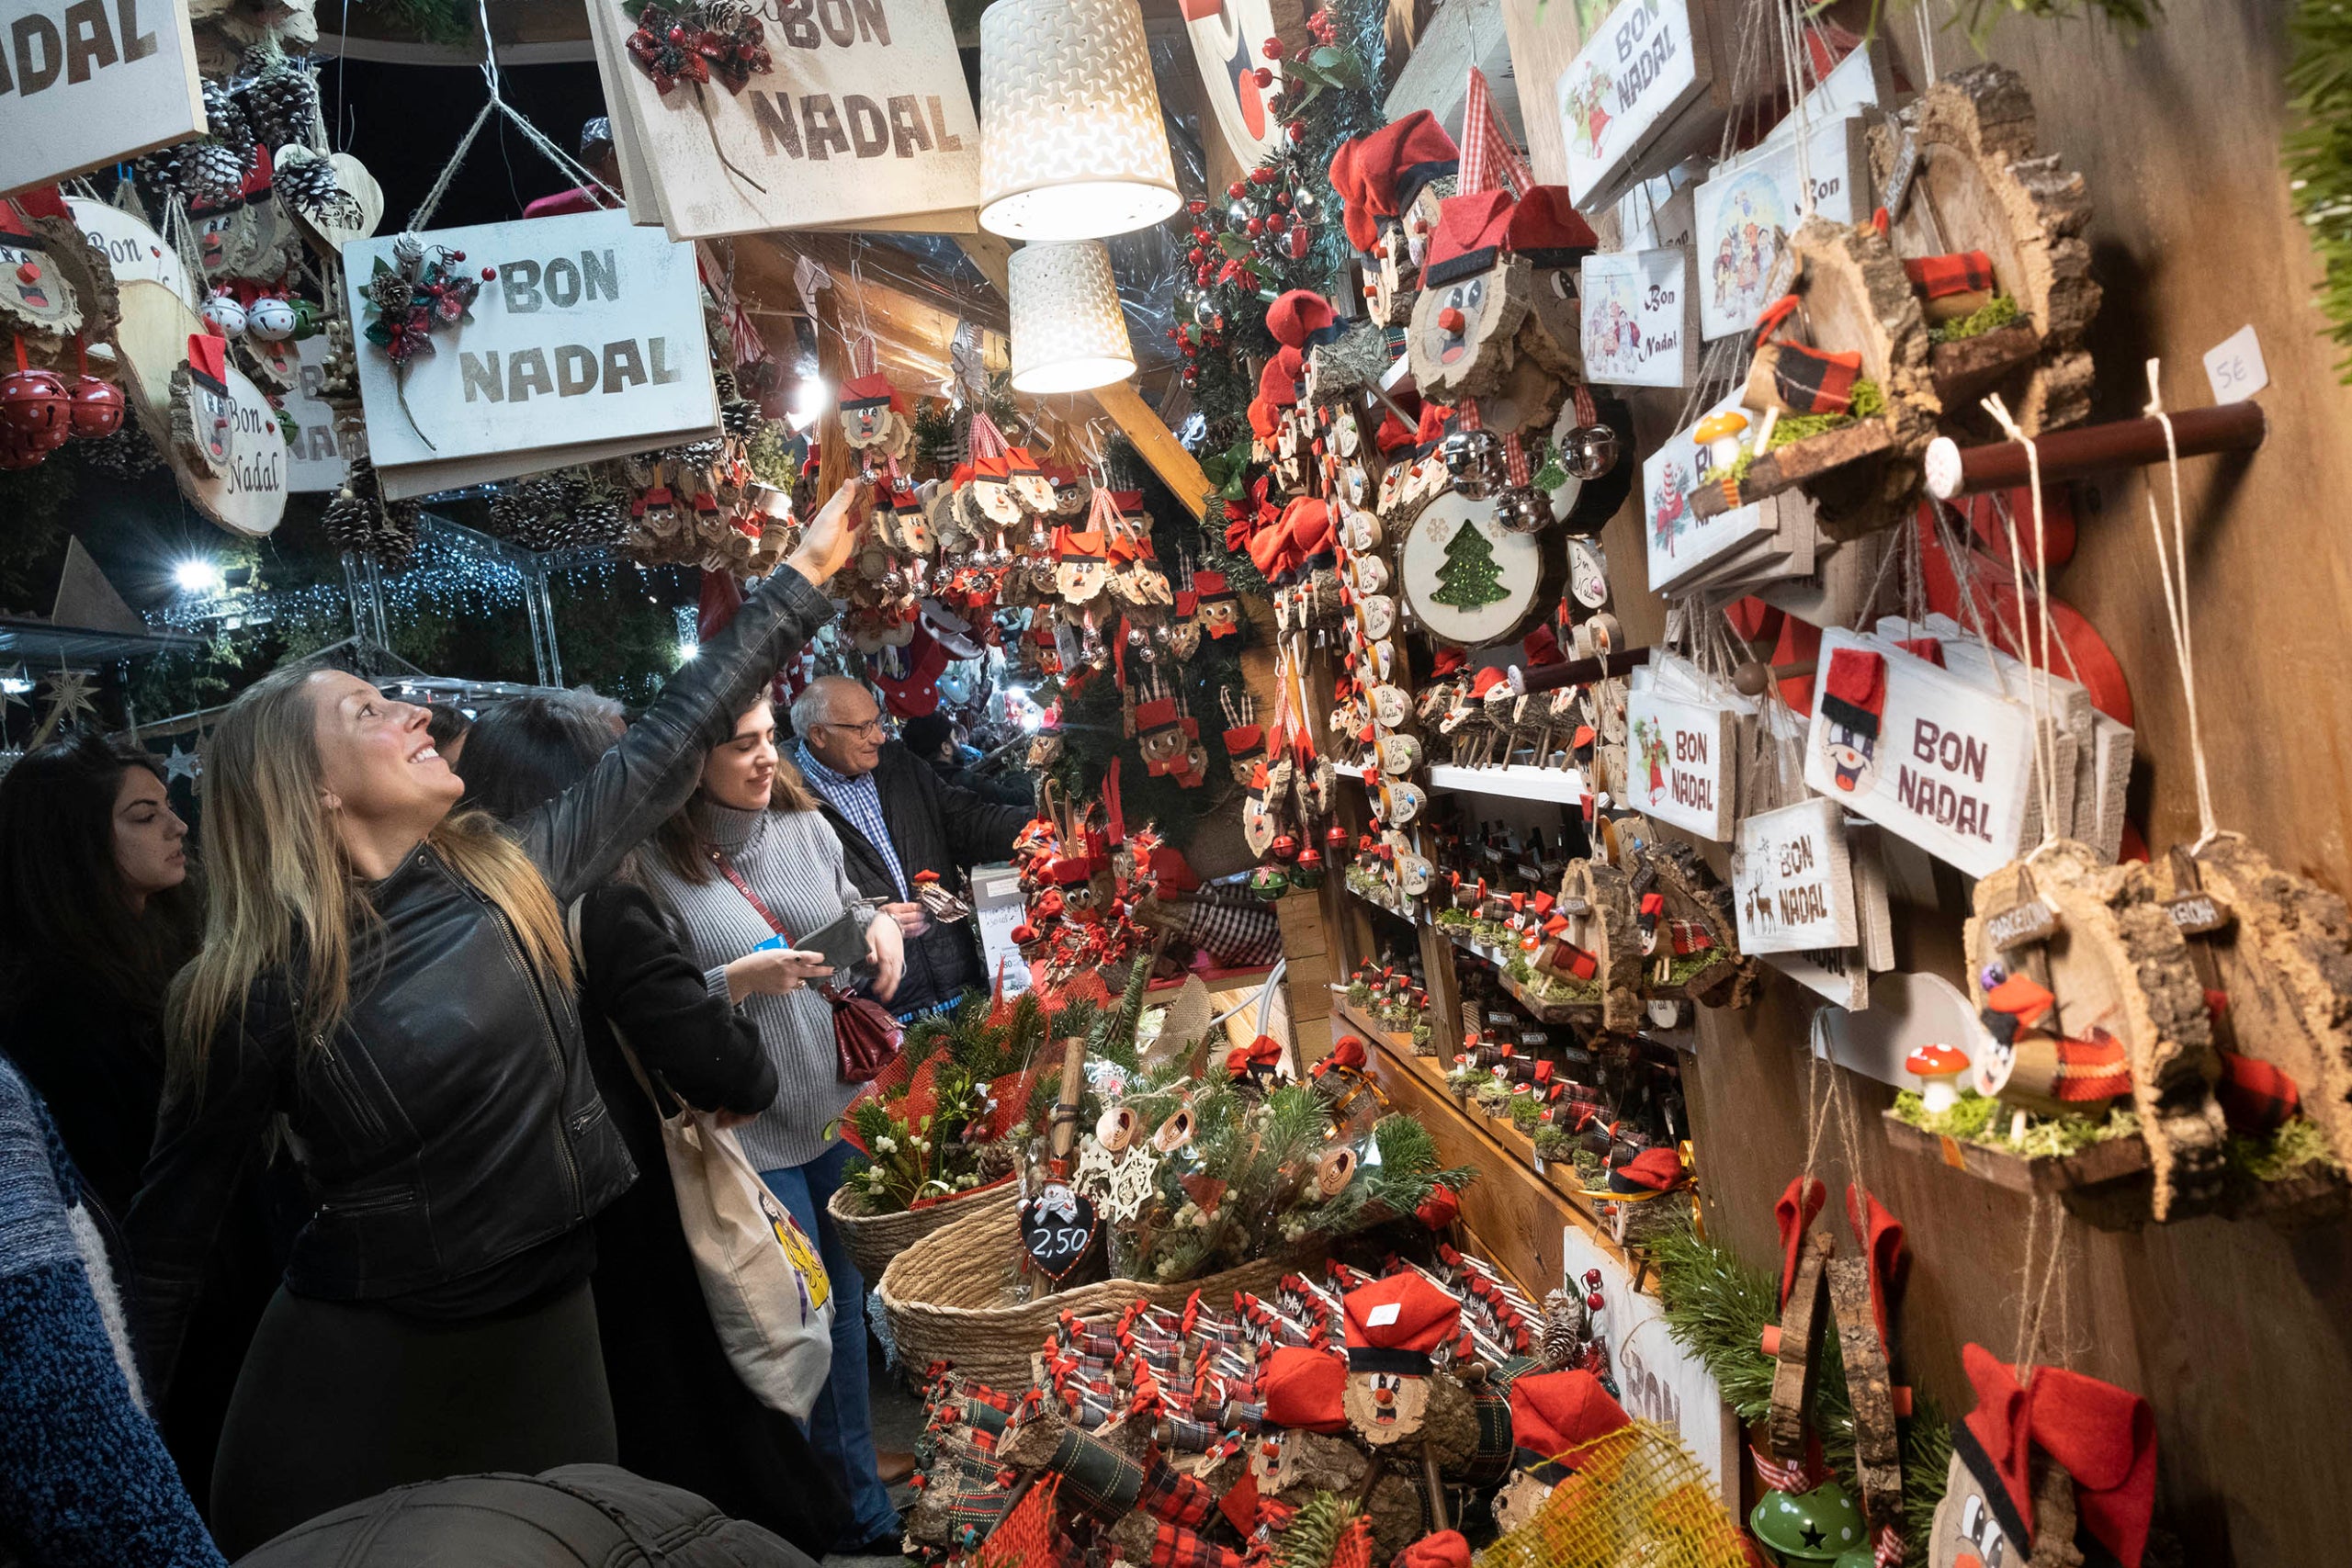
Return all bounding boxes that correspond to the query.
[823,716,888,738]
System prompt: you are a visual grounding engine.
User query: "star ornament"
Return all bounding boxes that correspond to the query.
[164,744,200,785]
[43,667,96,725]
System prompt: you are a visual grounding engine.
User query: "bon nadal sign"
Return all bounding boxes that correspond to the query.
[1802,627,2038,878]
[344,209,718,499]
[1,0,203,195]
[1579,246,1694,389]
[589,0,980,238]
[1556,0,1704,210]
[1624,668,1738,840]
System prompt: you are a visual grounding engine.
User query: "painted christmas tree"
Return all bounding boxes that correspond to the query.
[1430,517,1509,609]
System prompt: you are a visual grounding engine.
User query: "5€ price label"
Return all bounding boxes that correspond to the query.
[2204,324,2268,403]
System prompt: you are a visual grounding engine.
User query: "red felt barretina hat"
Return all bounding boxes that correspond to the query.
[1509,1370,1630,1460]
[1340,1273,1459,1373]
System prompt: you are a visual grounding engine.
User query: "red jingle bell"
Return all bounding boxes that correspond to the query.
[67,375,124,439]
[1269,832,1298,863]
[0,422,45,470]
[1325,824,1351,858]
[1295,846,1323,872]
[0,367,70,441]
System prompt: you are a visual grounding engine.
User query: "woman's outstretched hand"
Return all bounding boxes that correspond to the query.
[784,474,872,587]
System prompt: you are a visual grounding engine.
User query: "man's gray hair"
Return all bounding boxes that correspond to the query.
[790,674,866,739]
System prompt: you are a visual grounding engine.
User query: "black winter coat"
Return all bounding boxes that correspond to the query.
[128,569,836,1389]
[574,881,848,1553]
[809,740,1027,1014]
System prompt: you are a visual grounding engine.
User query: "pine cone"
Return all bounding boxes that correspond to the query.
[712,368,740,403]
[367,269,415,318]
[720,397,762,439]
[183,141,250,205]
[275,154,342,214]
[201,79,254,156]
[240,57,319,149]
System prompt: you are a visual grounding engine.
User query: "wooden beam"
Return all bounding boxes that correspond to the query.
[1089,378,1212,519]
[955,234,1012,298]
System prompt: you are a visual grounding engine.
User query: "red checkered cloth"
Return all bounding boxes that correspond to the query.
[1458,66,1533,199]
[1903,251,1995,299]
[2216,1050,2301,1133]
[977,1472,1060,1563]
[1147,1521,1247,1568]
[1137,1449,1221,1529]
[1768,344,1864,414]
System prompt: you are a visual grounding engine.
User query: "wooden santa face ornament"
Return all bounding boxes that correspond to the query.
[1339,1275,1457,1448]
[1408,261,1531,402]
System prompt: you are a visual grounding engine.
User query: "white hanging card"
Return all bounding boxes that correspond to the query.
[344,209,719,500]
[1732,795,1858,953]
[1692,114,1871,341]
[1763,942,1869,1010]
[282,335,356,494]
[68,196,193,309]
[1644,389,1779,591]
[1557,0,1708,210]
[1802,627,2038,878]
[1580,247,1697,389]
[1624,669,1739,840]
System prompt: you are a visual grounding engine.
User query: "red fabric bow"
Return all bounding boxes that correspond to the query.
[1961,1345,2156,1568]
[1775,1176,1826,1306]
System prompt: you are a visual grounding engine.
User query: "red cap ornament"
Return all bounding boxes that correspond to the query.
[1340,1273,1459,1445]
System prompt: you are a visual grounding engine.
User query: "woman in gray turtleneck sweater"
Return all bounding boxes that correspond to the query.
[643,694,908,1554]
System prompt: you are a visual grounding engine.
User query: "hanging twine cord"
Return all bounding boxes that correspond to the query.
[1979,393,2065,852]
[2010,1192,2070,1376]
[2140,359,2222,848]
[411,0,622,232]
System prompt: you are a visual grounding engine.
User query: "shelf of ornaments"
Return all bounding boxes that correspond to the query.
[1334,996,1656,1289]
[1342,761,1593,807]
[1340,874,1601,1025]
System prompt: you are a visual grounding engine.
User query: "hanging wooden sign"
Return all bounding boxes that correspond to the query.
[584,0,980,239]
[1396,487,1550,648]
[116,277,285,536]
[1802,628,2037,878]
[1579,246,1695,388]
[67,196,191,310]
[1692,114,1871,342]
[1019,1179,1101,1281]
[1643,389,1779,590]
[0,0,205,195]
[1624,676,1737,840]
[343,209,719,500]
[1184,0,1305,170]
[1734,795,1859,954]
[281,335,356,494]
[1556,0,1709,211]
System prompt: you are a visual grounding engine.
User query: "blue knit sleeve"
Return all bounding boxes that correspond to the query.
[0,1060,225,1566]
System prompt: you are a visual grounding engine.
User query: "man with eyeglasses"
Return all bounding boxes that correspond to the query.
[791,676,1028,1018]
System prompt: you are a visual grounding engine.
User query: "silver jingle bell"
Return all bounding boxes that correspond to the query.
[1441,429,1500,501]
[1494,486,1550,535]
[1561,421,1622,481]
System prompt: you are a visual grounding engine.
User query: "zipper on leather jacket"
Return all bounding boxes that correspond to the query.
[458,878,584,1212]
[313,1032,390,1144]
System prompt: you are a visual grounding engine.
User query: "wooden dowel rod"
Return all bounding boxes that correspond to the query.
[1508,646,1652,696]
[1923,400,2266,500]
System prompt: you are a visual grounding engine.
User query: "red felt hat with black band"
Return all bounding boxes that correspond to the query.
[1422,186,1596,288]
[1268,290,1345,351]
[1340,1274,1460,1374]
[1819,647,1887,740]
[839,370,905,413]
[1953,1344,2155,1568]
[1348,109,1459,246]
[1261,1345,1349,1433]
[187,333,230,393]
[1509,1370,1630,1461]
[1605,1145,1684,1193]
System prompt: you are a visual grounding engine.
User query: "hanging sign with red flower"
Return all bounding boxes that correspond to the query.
[624,0,775,95]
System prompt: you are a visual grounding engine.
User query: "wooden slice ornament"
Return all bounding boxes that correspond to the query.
[1547,859,1642,1032]
[1634,839,1758,1009]
[1704,219,1939,539]
[1397,488,1552,648]
[0,203,119,376]
[1827,1254,1904,1545]
[2164,838,2352,1169]
[1867,63,2099,435]
[1768,1228,1833,1462]
[1967,842,2226,1221]
[1408,254,1532,403]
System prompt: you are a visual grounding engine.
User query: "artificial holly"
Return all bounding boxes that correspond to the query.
[625,0,774,95]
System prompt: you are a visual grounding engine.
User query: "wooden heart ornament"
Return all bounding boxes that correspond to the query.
[1019,1179,1101,1281]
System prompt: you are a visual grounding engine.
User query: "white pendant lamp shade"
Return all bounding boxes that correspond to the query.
[978,0,1182,242]
[1008,241,1136,394]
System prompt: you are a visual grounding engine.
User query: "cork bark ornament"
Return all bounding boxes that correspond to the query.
[1632,839,1758,1009]
[1550,859,1643,1032]
[1,199,119,381]
[169,333,237,479]
[1408,254,1532,403]
[1868,64,2099,436]
[1967,843,2227,1222]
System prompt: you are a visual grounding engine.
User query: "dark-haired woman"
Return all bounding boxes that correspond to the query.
[126,479,867,1554]
[0,733,275,1506]
[454,694,847,1552]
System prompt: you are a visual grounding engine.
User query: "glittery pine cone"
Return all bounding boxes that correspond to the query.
[201,79,255,156]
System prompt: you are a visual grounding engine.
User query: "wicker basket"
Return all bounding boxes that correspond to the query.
[877,1193,1321,1388]
[828,1177,1021,1286]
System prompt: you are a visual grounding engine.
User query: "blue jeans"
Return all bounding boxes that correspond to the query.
[761,1141,899,1545]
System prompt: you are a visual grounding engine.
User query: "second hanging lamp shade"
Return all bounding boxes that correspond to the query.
[978,0,1182,242]
[1008,240,1136,393]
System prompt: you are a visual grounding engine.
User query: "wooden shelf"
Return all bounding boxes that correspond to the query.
[1339,882,1601,1025]
[1336,998,1650,1292]
[1427,762,1592,805]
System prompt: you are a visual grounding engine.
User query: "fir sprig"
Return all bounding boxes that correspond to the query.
[2290,0,2352,379]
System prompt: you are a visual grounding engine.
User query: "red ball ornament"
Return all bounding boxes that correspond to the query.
[481,266,496,281]
[1188,198,1207,215]
[1182,367,1199,387]
[1264,211,1287,233]
[0,367,70,440]
[1250,166,1276,185]
[1245,216,1263,236]
[1585,1292,1605,1311]
[451,250,467,262]
[1251,66,1272,88]
[1270,832,1298,863]
[1286,122,1306,145]
[1274,191,1292,207]
[1195,265,1215,288]
[1584,1269,1603,1288]
[0,423,44,470]
[1227,180,1246,199]
[1261,35,1285,58]
[67,376,124,439]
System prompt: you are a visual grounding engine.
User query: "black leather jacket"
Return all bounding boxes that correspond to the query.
[127,569,834,1384]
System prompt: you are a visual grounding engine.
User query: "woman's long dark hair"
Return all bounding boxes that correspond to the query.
[0,731,201,1016]
[455,694,616,824]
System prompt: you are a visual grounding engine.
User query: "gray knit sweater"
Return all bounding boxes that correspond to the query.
[645,803,876,1172]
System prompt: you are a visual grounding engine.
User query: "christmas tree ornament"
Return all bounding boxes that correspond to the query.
[1749,1480,1866,1565]
[200,288,248,339]
[246,293,299,343]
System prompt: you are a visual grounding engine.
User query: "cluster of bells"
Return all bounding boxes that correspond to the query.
[198,288,323,344]
[1440,420,1623,533]
[0,359,125,470]
[1245,822,1358,900]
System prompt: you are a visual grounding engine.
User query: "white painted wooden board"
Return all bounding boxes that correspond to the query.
[1803,627,2040,878]
[1580,246,1695,389]
[1762,942,1869,1010]
[588,0,979,238]
[68,196,192,308]
[1557,0,1709,211]
[344,209,718,499]
[116,278,286,536]
[0,0,204,194]
[1693,112,1871,341]
[1733,795,1858,953]
[1644,389,1779,591]
[1624,665,1739,840]
[281,334,356,494]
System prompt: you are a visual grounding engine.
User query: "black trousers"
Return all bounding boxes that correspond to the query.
[209,1280,617,1555]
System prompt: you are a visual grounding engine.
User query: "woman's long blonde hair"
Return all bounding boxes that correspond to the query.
[169,665,572,1074]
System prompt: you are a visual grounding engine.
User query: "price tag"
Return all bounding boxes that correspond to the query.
[1880,130,1921,220]
[1019,1182,1101,1281]
[2204,325,2268,403]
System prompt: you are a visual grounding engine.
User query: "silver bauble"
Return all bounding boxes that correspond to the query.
[1561,422,1622,481]
[1494,487,1550,535]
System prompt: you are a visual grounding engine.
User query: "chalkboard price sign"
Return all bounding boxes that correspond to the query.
[1020,1183,1101,1282]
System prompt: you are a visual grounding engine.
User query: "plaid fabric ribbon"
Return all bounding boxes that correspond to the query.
[1049,1425,1148,1522]
[1464,1380,1519,1485]
[1767,344,1864,415]
[1902,251,1994,299]
[1751,1442,1828,1495]
[1874,1524,1907,1566]
[1139,1449,1222,1529]
[1157,1412,1227,1453]
[931,1438,1019,1548]
[1505,431,1531,486]
[1224,1398,1266,1433]
[2217,1050,2301,1132]
[1182,894,1283,966]
[1459,66,1533,198]
[1148,1521,1247,1568]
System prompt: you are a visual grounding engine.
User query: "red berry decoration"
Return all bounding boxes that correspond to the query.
[1188,198,1207,215]
[1227,180,1246,199]
[67,376,123,439]
[1287,122,1306,145]
[1274,191,1292,207]
[1586,1292,1605,1311]
[1250,166,1276,185]
[1252,66,1272,88]
[1261,35,1285,58]
[1195,265,1214,288]
[1187,246,1204,265]
[481,266,496,281]
[1265,212,1287,233]
[1584,1269,1602,1288]
[1245,216,1263,236]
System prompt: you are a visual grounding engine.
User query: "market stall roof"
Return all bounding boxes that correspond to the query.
[0,618,203,665]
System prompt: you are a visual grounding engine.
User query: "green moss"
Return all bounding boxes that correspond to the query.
[1893,1088,2141,1156]
[1928,293,2023,345]
[1509,1095,1544,1131]
[2229,1117,2344,1181]
[1532,1123,1573,1161]
[1433,907,1472,931]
